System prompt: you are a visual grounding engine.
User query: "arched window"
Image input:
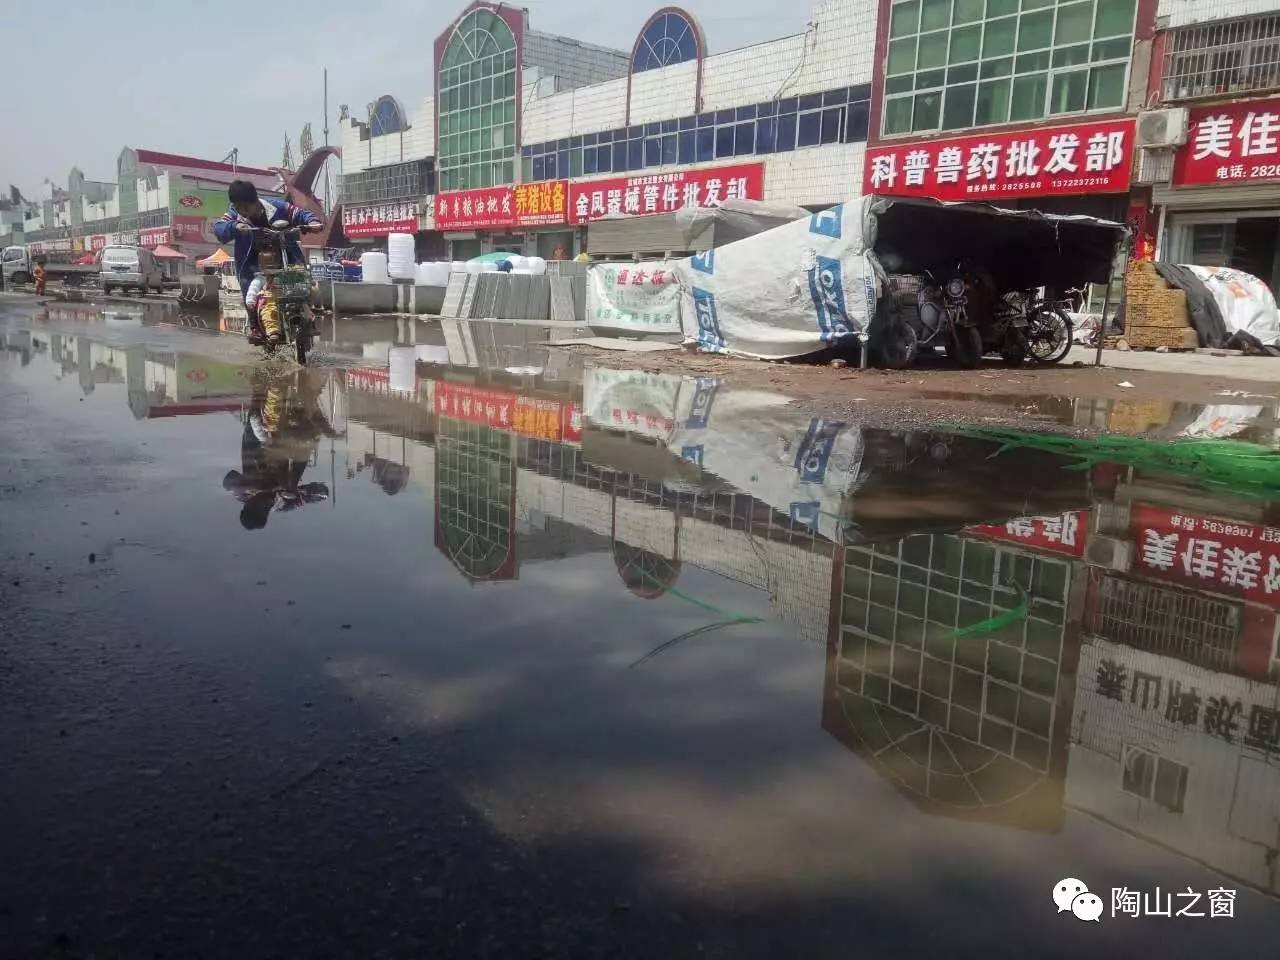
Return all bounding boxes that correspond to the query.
[370,96,406,137]
[631,9,700,72]
[438,8,518,191]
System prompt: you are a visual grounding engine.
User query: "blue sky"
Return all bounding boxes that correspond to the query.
[3,0,812,195]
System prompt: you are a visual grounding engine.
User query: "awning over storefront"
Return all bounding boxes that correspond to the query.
[1153,182,1280,211]
[152,244,188,260]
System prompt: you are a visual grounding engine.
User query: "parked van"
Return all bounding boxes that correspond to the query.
[100,245,163,295]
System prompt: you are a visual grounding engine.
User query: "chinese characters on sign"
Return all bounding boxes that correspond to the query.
[138,228,170,249]
[434,182,567,231]
[342,201,420,238]
[966,511,1088,557]
[585,260,682,334]
[567,162,765,225]
[512,396,564,442]
[1173,98,1280,186]
[434,381,516,430]
[1130,504,1280,608]
[1093,654,1280,751]
[863,119,1134,202]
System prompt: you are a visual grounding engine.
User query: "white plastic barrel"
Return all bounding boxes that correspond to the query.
[526,256,547,275]
[360,252,389,284]
[387,233,415,280]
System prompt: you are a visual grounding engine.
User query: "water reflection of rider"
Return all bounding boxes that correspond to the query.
[222,372,340,530]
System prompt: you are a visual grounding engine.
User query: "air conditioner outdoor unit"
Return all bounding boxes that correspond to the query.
[1085,535,1132,572]
[1137,108,1190,149]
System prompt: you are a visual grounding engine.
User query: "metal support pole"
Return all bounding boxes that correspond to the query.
[1094,236,1129,368]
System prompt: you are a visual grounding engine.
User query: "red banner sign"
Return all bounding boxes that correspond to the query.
[138,227,170,249]
[434,381,517,430]
[967,511,1089,557]
[342,201,419,238]
[1172,97,1280,186]
[567,162,765,225]
[513,395,564,442]
[434,182,568,231]
[864,118,1134,202]
[1130,504,1280,608]
[562,401,583,445]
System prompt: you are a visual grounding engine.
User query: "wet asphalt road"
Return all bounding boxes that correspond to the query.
[2,301,1279,959]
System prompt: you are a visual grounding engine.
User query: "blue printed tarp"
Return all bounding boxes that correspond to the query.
[673,196,878,359]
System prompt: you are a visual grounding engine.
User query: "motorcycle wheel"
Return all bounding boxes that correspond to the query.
[873,318,919,370]
[947,325,983,369]
[1001,327,1028,367]
[1027,307,1073,364]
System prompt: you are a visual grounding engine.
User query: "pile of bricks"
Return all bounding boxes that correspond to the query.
[1123,261,1200,350]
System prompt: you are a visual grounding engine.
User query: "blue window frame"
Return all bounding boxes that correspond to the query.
[517,83,873,181]
[632,10,700,73]
[715,109,734,125]
[798,94,821,111]
[695,128,714,162]
[661,134,677,164]
[677,130,695,163]
[715,125,735,159]
[756,117,776,154]
[776,113,797,152]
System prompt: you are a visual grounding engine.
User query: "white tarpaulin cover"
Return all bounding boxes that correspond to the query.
[674,197,878,358]
[582,368,862,542]
[1183,264,1280,347]
[586,260,682,334]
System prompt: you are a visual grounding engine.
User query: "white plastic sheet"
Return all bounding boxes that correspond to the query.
[1183,264,1280,347]
[586,260,682,333]
[674,197,878,358]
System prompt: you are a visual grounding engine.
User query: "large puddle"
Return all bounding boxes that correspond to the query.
[3,302,1280,956]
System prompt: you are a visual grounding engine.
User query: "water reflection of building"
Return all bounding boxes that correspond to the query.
[824,526,1084,832]
[1066,463,1280,895]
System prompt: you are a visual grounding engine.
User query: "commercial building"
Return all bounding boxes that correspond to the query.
[864,0,1155,229]
[5,149,281,264]
[1138,2,1280,293]
[339,0,878,259]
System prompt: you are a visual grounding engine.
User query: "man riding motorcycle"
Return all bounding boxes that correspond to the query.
[212,180,324,345]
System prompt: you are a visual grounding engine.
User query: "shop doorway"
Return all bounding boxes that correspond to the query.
[1171,214,1280,294]
[450,238,482,261]
[536,230,575,261]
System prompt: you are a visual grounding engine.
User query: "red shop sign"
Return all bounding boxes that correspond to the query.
[342,201,419,238]
[568,162,765,225]
[434,182,569,231]
[966,511,1089,558]
[562,401,583,445]
[434,381,516,430]
[1172,98,1280,187]
[513,395,563,442]
[864,118,1134,202]
[1129,504,1280,608]
[138,227,170,248]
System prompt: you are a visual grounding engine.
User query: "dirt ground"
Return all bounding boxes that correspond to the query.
[552,343,1280,432]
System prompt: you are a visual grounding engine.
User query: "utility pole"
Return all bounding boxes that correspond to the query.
[323,68,331,216]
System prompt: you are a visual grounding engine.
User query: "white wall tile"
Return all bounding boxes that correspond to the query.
[1160,0,1280,26]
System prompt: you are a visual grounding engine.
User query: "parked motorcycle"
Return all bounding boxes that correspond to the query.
[250,222,316,365]
[916,266,985,369]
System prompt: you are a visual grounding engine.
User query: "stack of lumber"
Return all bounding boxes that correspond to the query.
[1123,261,1200,350]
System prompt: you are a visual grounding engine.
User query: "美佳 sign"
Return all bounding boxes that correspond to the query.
[1172,98,1280,186]
[1131,503,1280,608]
[435,182,568,231]
[178,194,204,208]
[864,118,1134,202]
[342,201,420,238]
[568,162,765,225]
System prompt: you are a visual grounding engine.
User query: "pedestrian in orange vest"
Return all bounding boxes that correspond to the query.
[33,261,47,295]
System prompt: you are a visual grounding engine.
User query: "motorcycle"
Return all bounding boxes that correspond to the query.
[248,221,317,365]
[916,265,985,369]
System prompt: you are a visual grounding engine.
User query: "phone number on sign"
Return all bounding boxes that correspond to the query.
[1048,176,1112,189]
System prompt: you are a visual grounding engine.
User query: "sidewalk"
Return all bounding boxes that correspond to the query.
[1065,345,1279,382]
